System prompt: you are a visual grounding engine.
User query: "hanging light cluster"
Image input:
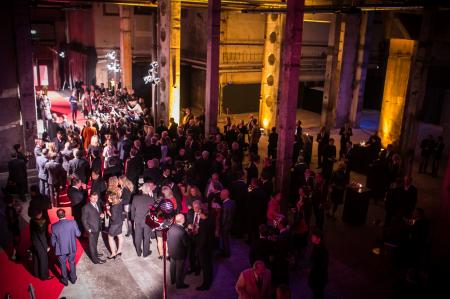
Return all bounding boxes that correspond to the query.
[143,61,160,85]
[106,50,121,73]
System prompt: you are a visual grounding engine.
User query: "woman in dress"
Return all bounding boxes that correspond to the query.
[119,175,133,237]
[106,191,124,259]
[69,89,78,121]
[30,210,52,280]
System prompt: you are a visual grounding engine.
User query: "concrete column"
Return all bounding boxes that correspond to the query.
[275,0,305,194]
[398,10,435,175]
[349,12,373,127]
[321,14,360,128]
[14,0,38,155]
[120,6,133,89]
[259,14,285,131]
[321,14,341,128]
[158,0,181,124]
[378,39,417,148]
[204,0,221,136]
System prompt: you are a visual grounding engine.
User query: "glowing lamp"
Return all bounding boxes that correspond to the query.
[262,118,269,129]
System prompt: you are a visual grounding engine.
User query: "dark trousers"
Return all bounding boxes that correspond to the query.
[249,143,258,155]
[170,259,186,287]
[221,229,231,256]
[88,231,100,263]
[419,155,430,173]
[58,252,76,283]
[188,238,199,272]
[134,223,151,256]
[48,184,59,207]
[72,206,84,234]
[33,246,49,280]
[198,249,213,287]
[432,158,441,177]
[39,179,49,196]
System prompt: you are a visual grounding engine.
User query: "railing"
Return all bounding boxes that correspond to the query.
[221,51,264,65]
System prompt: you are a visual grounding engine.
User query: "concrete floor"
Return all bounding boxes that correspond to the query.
[1,108,447,299]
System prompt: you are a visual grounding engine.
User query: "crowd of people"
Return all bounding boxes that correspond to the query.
[3,82,441,298]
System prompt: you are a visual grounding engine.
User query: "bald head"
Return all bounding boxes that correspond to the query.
[175,214,185,225]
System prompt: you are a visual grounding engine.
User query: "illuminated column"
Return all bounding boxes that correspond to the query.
[158,0,181,124]
[120,6,133,89]
[349,12,373,127]
[259,14,285,131]
[14,0,37,155]
[204,0,221,136]
[276,0,305,195]
[378,39,417,148]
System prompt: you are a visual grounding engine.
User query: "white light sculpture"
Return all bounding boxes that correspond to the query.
[143,61,160,85]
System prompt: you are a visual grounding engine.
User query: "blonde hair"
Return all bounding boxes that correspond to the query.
[107,190,121,205]
[90,135,99,147]
[119,175,134,191]
[107,176,122,196]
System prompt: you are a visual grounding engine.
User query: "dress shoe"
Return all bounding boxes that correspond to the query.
[137,252,142,257]
[60,280,68,286]
[43,275,55,281]
[196,285,209,291]
[70,279,77,284]
[97,253,104,257]
[94,259,106,264]
[158,256,163,260]
[176,284,189,289]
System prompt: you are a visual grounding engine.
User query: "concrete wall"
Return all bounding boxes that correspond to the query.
[92,4,153,87]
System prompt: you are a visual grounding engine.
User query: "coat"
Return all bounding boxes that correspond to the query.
[131,194,155,226]
[51,219,80,256]
[167,224,189,260]
[82,202,102,233]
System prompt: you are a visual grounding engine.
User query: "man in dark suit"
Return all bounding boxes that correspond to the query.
[316,127,330,168]
[53,130,66,153]
[131,182,157,257]
[45,152,66,207]
[167,214,189,289]
[82,192,106,264]
[68,149,90,184]
[103,156,123,183]
[125,148,144,190]
[402,176,418,218]
[8,151,28,201]
[91,169,107,206]
[194,205,215,290]
[220,189,235,257]
[322,138,337,180]
[168,117,179,139]
[68,178,86,233]
[247,178,269,243]
[51,209,81,286]
[36,148,49,196]
[230,171,248,237]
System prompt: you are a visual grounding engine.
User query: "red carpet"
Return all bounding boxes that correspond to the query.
[47,91,86,123]
[0,201,85,299]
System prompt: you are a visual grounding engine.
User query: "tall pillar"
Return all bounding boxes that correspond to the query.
[14,0,37,155]
[349,12,373,127]
[321,14,341,128]
[120,6,133,89]
[158,0,181,124]
[204,0,221,136]
[275,0,305,195]
[259,14,285,131]
[399,10,434,175]
[378,39,417,148]
[321,14,360,128]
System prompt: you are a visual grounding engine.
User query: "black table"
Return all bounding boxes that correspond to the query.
[342,185,371,226]
[349,144,371,174]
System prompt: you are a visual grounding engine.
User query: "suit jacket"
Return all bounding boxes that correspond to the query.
[53,137,65,153]
[68,186,85,208]
[167,223,189,259]
[36,155,48,180]
[45,160,65,186]
[126,155,144,182]
[69,158,90,183]
[51,219,81,256]
[8,158,27,188]
[82,202,102,232]
[236,268,271,299]
[221,199,235,231]
[131,194,155,225]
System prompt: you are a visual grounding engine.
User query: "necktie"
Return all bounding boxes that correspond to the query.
[256,275,262,290]
[193,213,199,234]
